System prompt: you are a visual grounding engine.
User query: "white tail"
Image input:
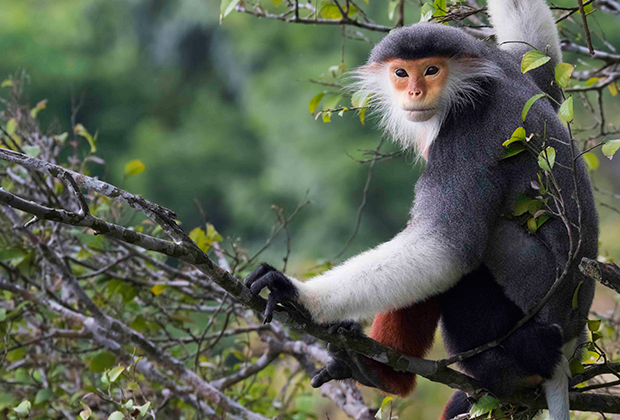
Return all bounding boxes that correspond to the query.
[486,0,562,65]
[543,356,571,420]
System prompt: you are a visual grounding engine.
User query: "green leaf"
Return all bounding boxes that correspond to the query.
[30,99,47,119]
[220,0,241,21]
[387,0,399,20]
[592,331,602,342]
[6,118,17,135]
[536,214,550,229]
[572,281,584,310]
[108,366,125,383]
[359,108,367,125]
[151,284,168,296]
[569,358,585,375]
[527,199,543,215]
[54,132,69,144]
[609,82,618,97]
[1,79,13,88]
[375,396,393,419]
[558,96,573,123]
[420,3,435,21]
[272,0,282,6]
[206,224,223,243]
[527,217,538,232]
[124,160,145,177]
[13,400,31,416]
[319,2,343,19]
[329,66,345,79]
[351,90,371,108]
[74,124,97,153]
[137,401,151,417]
[79,404,92,420]
[602,139,620,159]
[522,94,546,121]
[503,127,526,146]
[322,112,331,123]
[538,147,556,171]
[108,411,124,420]
[89,351,117,372]
[309,92,325,114]
[433,0,446,16]
[513,196,532,217]
[555,63,575,88]
[6,348,27,362]
[469,395,499,417]
[189,227,211,252]
[582,152,599,171]
[501,143,525,159]
[34,388,54,405]
[521,50,551,73]
[322,94,342,111]
[588,319,601,332]
[22,145,41,158]
[585,77,599,86]
[189,227,205,244]
[0,309,6,322]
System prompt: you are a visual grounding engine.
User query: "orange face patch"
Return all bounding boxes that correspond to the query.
[387,57,449,121]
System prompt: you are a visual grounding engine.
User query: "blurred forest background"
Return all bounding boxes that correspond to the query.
[1,0,620,418]
[1,0,619,262]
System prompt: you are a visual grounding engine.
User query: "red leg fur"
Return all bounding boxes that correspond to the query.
[365,298,441,396]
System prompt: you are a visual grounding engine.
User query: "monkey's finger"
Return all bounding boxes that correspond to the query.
[249,271,282,295]
[324,358,353,380]
[263,294,278,324]
[326,342,345,355]
[310,368,333,388]
[244,263,276,287]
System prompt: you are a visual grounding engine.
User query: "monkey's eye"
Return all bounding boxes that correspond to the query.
[394,68,408,78]
[424,66,440,76]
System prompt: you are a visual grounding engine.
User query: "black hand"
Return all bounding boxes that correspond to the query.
[311,344,382,389]
[244,263,300,323]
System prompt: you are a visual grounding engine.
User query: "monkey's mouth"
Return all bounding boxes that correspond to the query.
[403,108,436,122]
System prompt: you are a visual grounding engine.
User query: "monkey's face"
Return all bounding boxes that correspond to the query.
[387,58,449,122]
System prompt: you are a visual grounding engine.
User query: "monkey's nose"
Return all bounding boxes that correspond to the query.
[409,90,423,97]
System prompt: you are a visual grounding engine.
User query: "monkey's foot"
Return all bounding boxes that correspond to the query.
[311,342,384,390]
[326,319,365,336]
[244,263,308,323]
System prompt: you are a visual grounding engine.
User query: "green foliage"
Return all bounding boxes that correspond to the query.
[469,395,499,417]
[308,92,326,114]
[221,0,241,21]
[538,147,556,171]
[501,127,527,159]
[189,224,223,253]
[569,357,585,375]
[558,97,574,123]
[572,281,584,310]
[13,400,31,417]
[602,139,620,159]
[583,152,599,170]
[522,94,546,121]
[124,159,145,177]
[554,63,575,88]
[521,50,551,73]
[376,396,394,419]
[74,123,98,153]
[89,351,118,372]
